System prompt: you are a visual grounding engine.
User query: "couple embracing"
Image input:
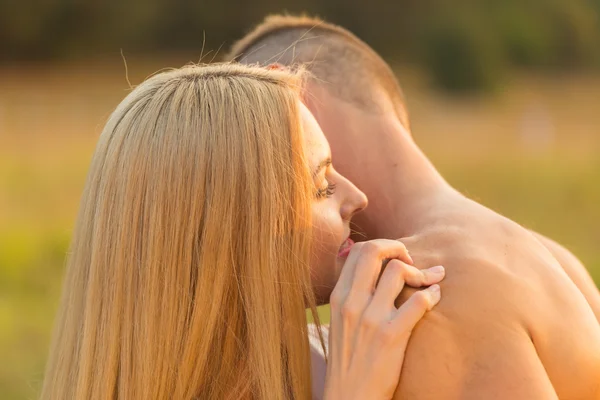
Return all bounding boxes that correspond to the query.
[41,14,600,400]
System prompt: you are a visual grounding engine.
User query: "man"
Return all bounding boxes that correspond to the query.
[227,15,600,399]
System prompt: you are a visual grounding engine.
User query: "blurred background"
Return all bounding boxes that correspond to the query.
[1,0,599,398]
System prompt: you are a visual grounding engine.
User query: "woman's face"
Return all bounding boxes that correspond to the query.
[300,102,368,304]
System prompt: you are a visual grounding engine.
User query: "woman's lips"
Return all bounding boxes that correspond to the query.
[338,238,355,258]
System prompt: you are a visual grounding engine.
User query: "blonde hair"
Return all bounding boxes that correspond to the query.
[41,63,321,399]
[227,14,410,128]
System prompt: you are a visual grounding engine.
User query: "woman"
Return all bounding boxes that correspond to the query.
[41,63,443,399]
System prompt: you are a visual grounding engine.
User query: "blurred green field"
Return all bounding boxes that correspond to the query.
[1,57,599,399]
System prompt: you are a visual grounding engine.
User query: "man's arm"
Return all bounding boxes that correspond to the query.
[532,231,600,322]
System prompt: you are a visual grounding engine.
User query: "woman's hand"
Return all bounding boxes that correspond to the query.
[323,239,445,400]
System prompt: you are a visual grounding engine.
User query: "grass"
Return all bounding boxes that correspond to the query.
[1,57,599,399]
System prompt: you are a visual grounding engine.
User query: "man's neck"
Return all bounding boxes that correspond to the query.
[305,84,464,240]
[354,128,462,240]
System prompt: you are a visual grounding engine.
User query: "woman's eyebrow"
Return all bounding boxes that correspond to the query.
[312,158,332,177]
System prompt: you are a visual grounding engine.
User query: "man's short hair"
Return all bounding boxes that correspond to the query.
[226,15,409,127]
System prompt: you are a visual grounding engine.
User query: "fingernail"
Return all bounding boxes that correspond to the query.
[428,284,441,309]
[406,250,414,265]
[429,284,441,293]
[429,265,445,275]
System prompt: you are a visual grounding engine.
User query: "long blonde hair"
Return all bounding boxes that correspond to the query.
[41,63,320,399]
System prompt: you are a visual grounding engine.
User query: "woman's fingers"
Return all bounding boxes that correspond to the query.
[370,261,445,311]
[325,238,445,400]
[332,239,414,308]
[391,285,441,331]
[404,264,445,288]
[351,239,413,292]
[369,260,411,311]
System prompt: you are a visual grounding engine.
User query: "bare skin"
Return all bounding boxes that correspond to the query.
[532,232,600,322]
[300,102,447,399]
[305,82,600,400]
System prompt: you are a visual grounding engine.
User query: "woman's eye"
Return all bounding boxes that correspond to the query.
[316,182,337,199]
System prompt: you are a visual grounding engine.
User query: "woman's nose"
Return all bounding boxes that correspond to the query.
[354,190,368,215]
[341,186,368,221]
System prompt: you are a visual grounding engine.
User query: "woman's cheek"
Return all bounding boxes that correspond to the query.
[310,204,344,301]
[312,207,343,266]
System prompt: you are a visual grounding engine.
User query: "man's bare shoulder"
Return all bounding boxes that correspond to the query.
[394,224,600,400]
[530,231,600,321]
[397,224,551,325]
[394,234,548,397]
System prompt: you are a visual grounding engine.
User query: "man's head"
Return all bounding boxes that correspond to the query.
[228,15,432,240]
[227,14,409,128]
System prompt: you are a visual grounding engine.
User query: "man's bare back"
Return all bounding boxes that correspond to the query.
[394,196,600,399]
